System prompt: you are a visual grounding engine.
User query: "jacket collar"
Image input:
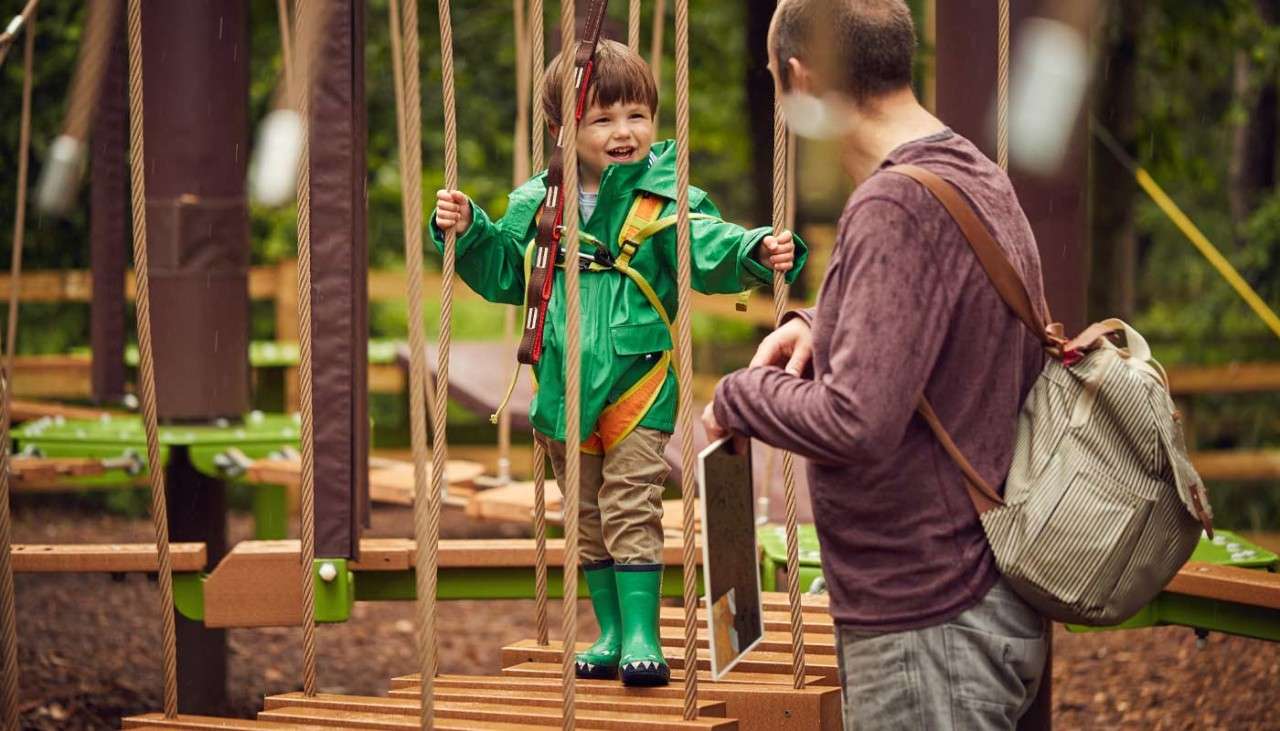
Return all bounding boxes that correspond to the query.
[598,139,679,202]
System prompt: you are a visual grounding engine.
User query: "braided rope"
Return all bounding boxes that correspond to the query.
[500,0,531,485]
[0,0,37,69]
[997,0,1010,171]
[649,0,665,127]
[63,0,117,144]
[275,0,294,107]
[287,0,324,699]
[672,0,699,719]
[530,0,545,173]
[771,104,807,691]
[124,0,178,717]
[557,1,581,726]
[398,1,440,726]
[528,0,551,649]
[432,0,458,532]
[628,0,640,52]
[0,8,37,726]
[531,442,551,645]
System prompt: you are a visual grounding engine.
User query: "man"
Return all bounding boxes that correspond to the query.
[704,1,1049,728]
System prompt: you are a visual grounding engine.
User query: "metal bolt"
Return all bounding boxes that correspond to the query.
[318,562,338,583]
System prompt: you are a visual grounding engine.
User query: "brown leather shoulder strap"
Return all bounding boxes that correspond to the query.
[917,398,1004,514]
[885,164,1051,346]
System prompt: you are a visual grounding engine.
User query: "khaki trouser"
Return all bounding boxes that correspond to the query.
[536,426,669,565]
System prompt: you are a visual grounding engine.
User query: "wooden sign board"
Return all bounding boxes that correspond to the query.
[698,437,764,679]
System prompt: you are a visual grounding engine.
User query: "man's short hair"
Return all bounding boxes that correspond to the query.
[770,0,916,102]
[542,39,659,127]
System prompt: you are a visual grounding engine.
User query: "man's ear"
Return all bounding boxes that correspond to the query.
[786,57,815,95]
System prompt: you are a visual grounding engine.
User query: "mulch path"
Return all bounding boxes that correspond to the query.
[10,499,1278,730]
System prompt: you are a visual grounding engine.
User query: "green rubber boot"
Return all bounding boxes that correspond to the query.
[616,564,670,686]
[576,562,621,680]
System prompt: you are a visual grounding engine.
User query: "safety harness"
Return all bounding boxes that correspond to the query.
[493,193,718,453]
[517,0,612,366]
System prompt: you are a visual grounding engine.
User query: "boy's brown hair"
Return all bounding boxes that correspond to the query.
[542,39,658,128]
[770,0,915,102]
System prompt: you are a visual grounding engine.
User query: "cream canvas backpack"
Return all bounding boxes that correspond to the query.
[889,165,1214,626]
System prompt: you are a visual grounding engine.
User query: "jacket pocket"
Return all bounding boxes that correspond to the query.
[611,321,672,356]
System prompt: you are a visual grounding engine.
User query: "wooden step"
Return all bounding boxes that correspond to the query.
[1168,561,1280,609]
[657,626,836,655]
[271,688,725,717]
[661,606,834,635]
[761,591,830,615]
[13,543,207,573]
[501,639,838,677]
[259,697,736,730]
[500,663,842,731]
[502,661,838,688]
[123,713,307,729]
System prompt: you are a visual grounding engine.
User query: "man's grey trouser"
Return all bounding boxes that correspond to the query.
[836,577,1048,730]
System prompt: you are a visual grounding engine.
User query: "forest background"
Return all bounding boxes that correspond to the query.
[0,0,1277,528]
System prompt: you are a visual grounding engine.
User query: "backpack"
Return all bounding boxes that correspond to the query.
[887,164,1215,626]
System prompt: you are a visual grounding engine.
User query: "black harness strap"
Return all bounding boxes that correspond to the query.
[517,0,612,365]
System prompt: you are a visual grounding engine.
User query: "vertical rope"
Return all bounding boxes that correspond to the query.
[649,0,665,128]
[275,0,294,105]
[124,0,179,717]
[771,104,807,691]
[287,0,325,700]
[528,0,551,649]
[530,0,545,173]
[627,0,640,52]
[0,8,37,726]
[996,0,1010,171]
[401,0,440,726]
[502,0,531,485]
[672,0,699,719]
[557,1,581,726]
[432,0,458,521]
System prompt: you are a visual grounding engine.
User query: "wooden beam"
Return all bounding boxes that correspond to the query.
[1167,362,1280,395]
[12,543,207,573]
[1191,450,1280,482]
[10,399,117,423]
[1166,561,1280,610]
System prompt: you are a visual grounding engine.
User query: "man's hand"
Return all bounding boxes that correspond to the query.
[435,189,473,235]
[750,316,813,376]
[756,230,796,273]
[702,401,729,442]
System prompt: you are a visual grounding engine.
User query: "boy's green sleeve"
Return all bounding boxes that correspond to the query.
[429,198,531,306]
[683,195,809,295]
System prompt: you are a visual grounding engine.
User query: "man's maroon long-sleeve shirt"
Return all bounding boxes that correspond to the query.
[714,130,1047,630]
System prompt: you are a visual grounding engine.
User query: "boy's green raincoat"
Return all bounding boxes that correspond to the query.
[430,140,807,443]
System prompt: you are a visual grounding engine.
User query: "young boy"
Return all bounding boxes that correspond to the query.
[433,40,805,686]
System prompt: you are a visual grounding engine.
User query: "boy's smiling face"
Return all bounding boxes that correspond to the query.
[574,100,655,188]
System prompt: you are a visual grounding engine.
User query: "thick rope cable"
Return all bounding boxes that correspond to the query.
[36,0,116,214]
[124,0,179,717]
[672,0,700,719]
[628,0,641,52]
[432,0,458,526]
[399,1,441,726]
[286,0,326,699]
[771,103,808,691]
[557,1,581,726]
[649,0,665,128]
[275,0,294,107]
[528,0,551,649]
[500,0,531,485]
[532,441,551,645]
[996,0,1010,171]
[0,0,37,69]
[0,8,37,727]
